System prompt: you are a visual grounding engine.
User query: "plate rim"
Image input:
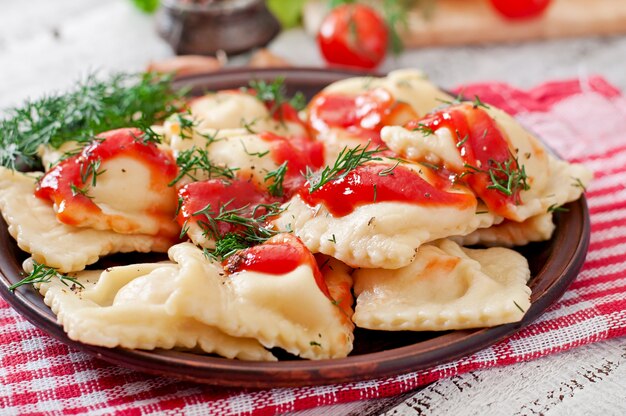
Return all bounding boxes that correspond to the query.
[0,67,591,387]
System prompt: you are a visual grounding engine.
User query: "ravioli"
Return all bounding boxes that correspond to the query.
[381,103,593,222]
[352,239,532,331]
[307,69,453,163]
[35,128,180,238]
[0,167,173,272]
[164,238,354,360]
[36,262,275,361]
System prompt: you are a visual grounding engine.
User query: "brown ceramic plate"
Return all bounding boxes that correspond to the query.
[0,68,590,388]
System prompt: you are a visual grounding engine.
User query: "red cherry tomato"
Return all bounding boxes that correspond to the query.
[489,0,552,19]
[317,4,388,69]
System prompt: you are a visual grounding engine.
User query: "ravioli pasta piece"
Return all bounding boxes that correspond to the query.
[36,129,180,238]
[0,168,172,272]
[165,242,354,360]
[308,70,453,164]
[36,263,275,361]
[352,239,531,331]
[381,104,592,222]
[274,194,499,269]
[451,212,555,247]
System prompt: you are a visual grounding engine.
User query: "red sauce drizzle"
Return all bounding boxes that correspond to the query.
[224,234,331,299]
[176,179,274,236]
[35,128,177,226]
[307,88,418,145]
[259,132,324,196]
[405,105,519,216]
[299,163,475,217]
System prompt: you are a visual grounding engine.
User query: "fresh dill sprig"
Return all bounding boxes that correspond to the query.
[572,177,587,192]
[169,146,238,186]
[436,92,464,106]
[412,123,435,136]
[241,118,260,134]
[305,143,383,193]
[9,262,84,292]
[70,184,92,198]
[547,203,569,213]
[418,161,440,171]
[247,77,306,121]
[207,233,250,260]
[472,95,490,109]
[265,161,288,197]
[462,155,530,201]
[378,161,400,176]
[191,200,284,260]
[79,159,106,187]
[0,72,184,170]
[456,134,469,148]
[241,142,270,158]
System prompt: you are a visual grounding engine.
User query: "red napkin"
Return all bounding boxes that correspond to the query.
[1,76,625,416]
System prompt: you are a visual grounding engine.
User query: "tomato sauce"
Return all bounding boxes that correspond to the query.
[224,234,331,299]
[307,87,418,145]
[176,179,274,237]
[35,128,177,226]
[405,104,521,217]
[299,163,475,217]
[259,132,324,196]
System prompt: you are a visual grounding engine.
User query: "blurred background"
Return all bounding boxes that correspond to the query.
[1,0,626,108]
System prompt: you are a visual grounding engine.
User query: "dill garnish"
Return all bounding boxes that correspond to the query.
[462,155,530,201]
[9,262,84,292]
[265,161,288,197]
[169,146,238,186]
[456,134,469,148]
[418,161,440,171]
[0,72,184,170]
[191,201,284,260]
[547,203,569,213]
[378,161,400,176]
[241,142,270,158]
[247,77,306,122]
[572,177,587,192]
[79,159,106,187]
[305,143,383,193]
[472,95,490,109]
[412,123,435,136]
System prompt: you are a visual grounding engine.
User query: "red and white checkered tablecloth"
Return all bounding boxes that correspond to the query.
[1,76,626,416]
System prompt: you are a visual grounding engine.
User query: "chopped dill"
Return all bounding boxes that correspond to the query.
[9,262,84,292]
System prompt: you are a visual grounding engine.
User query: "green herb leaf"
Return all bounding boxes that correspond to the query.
[265,161,289,197]
[9,262,84,292]
[305,143,383,193]
[247,77,306,123]
[462,154,530,202]
[169,146,238,186]
[0,72,183,170]
[547,203,569,213]
[192,200,284,261]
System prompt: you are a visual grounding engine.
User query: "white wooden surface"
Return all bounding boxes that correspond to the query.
[1,1,625,414]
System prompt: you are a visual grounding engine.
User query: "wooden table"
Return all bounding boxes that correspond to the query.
[1,1,625,414]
